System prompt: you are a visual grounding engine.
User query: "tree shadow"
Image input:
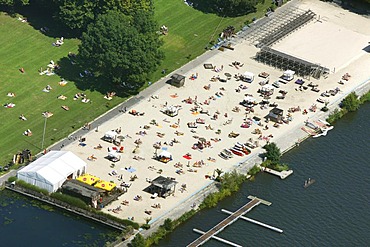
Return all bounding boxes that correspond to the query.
[8,4,80,39]
[189,0,257,17]
[55,57,140,98]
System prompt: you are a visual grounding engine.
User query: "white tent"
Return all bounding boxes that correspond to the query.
[159,150,172,158]
[17,151,87,193]
[104,130,117,139]
[244,96,256,103]
[262,84,274,92]
[243,71,254,82]
[283,70,295,81]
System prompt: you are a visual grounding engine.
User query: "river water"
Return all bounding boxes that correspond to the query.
[0,190,119,246]
[159,103,370,246]
[1,104,369,247]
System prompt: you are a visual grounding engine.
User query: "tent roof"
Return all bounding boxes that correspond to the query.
[244,96,256,102]
[284,70,295,75]
[152,176,178,188]
[262,84,274,91]
[171,74,185,82]
[159,150,172,158]
[243,71,254,78]
[104,130,117,138]
[18,151,86,185]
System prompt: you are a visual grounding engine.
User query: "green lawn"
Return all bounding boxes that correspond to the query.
[0,0,274,165]
[151,0,273,80]
[0,13,123,164]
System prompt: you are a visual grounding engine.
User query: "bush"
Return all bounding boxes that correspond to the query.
[341,92,360,112]
[141,223,150,230]
[50,192,87,208]
[326,108,347,124]
[247,165,261,176]
[93,210,140,229]
[200,170,245,209]
[162,218,173,231]
[359,91,370,103]
[16,180,49,195]
[130,233,145,247]
[145,227,167,246]
[7,176,17,183]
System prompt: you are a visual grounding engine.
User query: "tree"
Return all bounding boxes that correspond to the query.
[78,10,164,88]
[212,0,259,16]
[341,92,360,112]
[130,233,145,247]
[54,0,153,31]
[263,142,281,164]
[56,0,95,30]
[0,0,28,6]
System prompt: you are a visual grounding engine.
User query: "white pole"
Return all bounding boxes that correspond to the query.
[41,116,47,150]
[192,228,242,247]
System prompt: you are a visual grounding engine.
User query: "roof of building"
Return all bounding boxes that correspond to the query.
[151,176,178,189]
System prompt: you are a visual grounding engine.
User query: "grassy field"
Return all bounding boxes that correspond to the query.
[151,0,275,80]
[0,13,123,165]
[0,0,275,165]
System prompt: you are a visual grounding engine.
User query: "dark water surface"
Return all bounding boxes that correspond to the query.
[0,190,119,246]
[159,103,370,247]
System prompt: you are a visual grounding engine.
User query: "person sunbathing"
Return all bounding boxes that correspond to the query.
[81,98,90,103]
[23,129,32,136]
[94,144,103,149]
[42,111,53,118]
[61,105,69,111]
[57,95,67,100]
[19,114,27,121]
[4,103,15,108]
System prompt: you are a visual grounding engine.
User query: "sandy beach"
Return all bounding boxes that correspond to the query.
[61,0,370,226]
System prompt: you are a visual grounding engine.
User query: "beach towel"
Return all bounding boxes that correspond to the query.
[183,155,192,160]
[126,167,136,173]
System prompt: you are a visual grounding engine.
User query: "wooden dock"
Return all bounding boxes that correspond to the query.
[187,197,261,247]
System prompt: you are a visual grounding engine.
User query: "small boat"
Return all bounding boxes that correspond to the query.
[223,149,234,158]
[304,178,316,188]
[230,148,244,156]
[218,152,229,160]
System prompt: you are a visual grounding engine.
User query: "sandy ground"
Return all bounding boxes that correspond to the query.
[62,0,370,225]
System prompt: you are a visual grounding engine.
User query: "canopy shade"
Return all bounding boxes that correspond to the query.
[77,174,100,185]
[94,180,116,191]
